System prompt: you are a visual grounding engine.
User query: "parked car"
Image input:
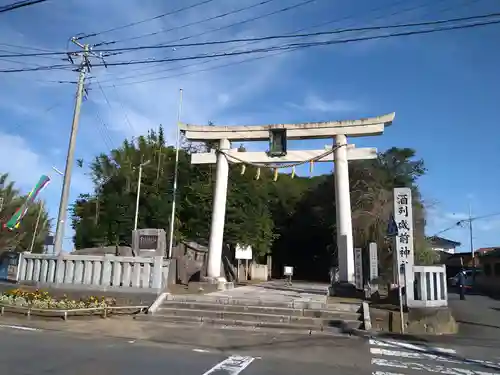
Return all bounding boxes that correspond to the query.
[449,269,482,289]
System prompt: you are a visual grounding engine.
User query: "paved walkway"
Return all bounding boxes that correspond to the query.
[207,280,329,305]
[448,290,500,342]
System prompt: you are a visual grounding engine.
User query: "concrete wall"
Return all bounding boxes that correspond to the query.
[17,253,170,293]
[250,263,268,281]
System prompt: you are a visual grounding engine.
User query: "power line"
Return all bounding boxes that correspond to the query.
[95,0,281,47]
[432,212,500,237]
[95,12,500,55]
[2,16,499,73]
[0,0,48,14]
[93,77,136,136]
[75,0,218,41]
[100,2,495,88]
[104,0,446,84]
[4,11,500,59]
[104,0,318,54]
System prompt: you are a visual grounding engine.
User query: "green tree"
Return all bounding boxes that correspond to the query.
[71,126,277,255]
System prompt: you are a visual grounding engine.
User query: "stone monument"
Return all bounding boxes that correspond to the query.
[131,228,167,258]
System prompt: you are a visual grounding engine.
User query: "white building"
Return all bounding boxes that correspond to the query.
[428,236,461,255]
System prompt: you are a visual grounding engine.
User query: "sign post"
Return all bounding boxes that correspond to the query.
[368,242,379,293]
[235,244,252,282]
[393,187,415,305]
[354,247,363,290]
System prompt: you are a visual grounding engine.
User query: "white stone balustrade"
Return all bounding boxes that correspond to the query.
[408,265,448,308]
[17,253,168,292]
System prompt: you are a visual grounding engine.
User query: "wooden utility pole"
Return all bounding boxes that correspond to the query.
[53,39,89,255]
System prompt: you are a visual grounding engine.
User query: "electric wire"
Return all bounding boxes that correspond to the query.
[433,212,500,237]
[0,0,48,14]
[75,0,218,41]
[2,11,499,75]
[3,11,499,59]
[94,0,282,47]
[101,0,447,84]
[98,8,498,55]
[5,16,499,74]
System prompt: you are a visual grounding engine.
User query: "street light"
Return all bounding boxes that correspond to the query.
[134,160,151,231]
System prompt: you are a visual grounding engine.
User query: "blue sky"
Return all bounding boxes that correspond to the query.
[0,0,499,253]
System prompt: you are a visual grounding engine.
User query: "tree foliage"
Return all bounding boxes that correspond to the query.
[0,173,50,253]
[71,126,433,280]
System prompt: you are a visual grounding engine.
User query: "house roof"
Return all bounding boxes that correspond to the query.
[478,247,500,258]
[428,236,461,247]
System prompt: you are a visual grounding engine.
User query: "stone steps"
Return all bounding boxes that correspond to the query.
[135,313,361,334]
[156,301,359,319]
[162,293,335,310]
[140,294,363,335]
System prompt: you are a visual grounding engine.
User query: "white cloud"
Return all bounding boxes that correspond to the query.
[287,93,358,113]
[0,131,91,193]
[0,132,46,188]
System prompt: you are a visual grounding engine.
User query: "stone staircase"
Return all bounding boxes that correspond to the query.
[137,293,363,335]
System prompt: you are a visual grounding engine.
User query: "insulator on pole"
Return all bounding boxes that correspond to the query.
[309,160,314,176]
[240,164,246,175]
[273,168,279,182]
[291,166,296,179]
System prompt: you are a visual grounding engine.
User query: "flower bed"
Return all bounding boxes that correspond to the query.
[0,288,116,310]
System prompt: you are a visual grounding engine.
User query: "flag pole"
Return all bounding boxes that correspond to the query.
[167,89,184,258]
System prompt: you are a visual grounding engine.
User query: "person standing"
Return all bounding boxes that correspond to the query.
[458,269,466,300]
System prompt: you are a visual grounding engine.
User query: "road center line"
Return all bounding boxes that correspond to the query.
[202,355,255,375]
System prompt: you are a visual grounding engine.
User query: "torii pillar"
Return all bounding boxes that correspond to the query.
[180,113,395,284]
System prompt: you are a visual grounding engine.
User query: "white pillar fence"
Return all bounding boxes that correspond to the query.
[408,265,448,308]
[16,253,167,292]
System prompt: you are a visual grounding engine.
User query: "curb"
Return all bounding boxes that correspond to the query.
[362,301,371,330]
[135,313,360,336]
[0,304,147,320]
[148,292,169,314]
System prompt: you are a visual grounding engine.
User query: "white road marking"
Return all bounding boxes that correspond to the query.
[202,355,255,375]
[370,339,456,354]
[373,372,406,375]
[0,324,40,332]
[372,358,500,375]
[371,348,500,369]
[371,348,459,363]
[193,349,212,353]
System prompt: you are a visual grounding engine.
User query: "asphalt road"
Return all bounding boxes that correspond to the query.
[0,325,365,375]
[1,323,500,375]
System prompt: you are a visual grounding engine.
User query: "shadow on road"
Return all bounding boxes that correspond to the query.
[454,319,500,330]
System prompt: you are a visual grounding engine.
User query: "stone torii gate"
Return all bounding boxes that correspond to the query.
[180,112,395,284]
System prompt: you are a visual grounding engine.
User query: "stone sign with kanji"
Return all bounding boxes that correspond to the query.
[393,187,415,298]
